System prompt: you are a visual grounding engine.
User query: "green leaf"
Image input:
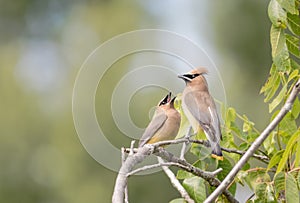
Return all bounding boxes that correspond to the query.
[239,142,249,151]
[276,130,300,173]
[254,183,276,202]
[277,0,298,15]
[169,198,185,203]
[230,122,243,139]
[264,69,281,102]
[269,83,287,112]
[242,122,251,133]
[295,138,300,167]
[242,115,254,132]
[263,131,277,155]
[265,184,276,202]
[267,150,284,170]
[177,170,194,180]
[286,173,300,203]
[271,109,280,120]
[217,158,236,196]
[183,176,206,203]
[286,34,300,58]
[261,65,277,94]
[280,112,298,137]
[226,107,236,127]
[274,172,285,198]
[291,60,300,71]
[298,171,300,188]
[288,69,299,82]
[190,143,211,160]
[268,0,288,28]
[246,132,259,143]
[242,163,251,171]
[236,170,248,186]
[245,169,271,190]
[291,97,300,120]
[287,13,300,35]
[270,25,290,71]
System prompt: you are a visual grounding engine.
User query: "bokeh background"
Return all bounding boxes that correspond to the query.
[0,0,271,202]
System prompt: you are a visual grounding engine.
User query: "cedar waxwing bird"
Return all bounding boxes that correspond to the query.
[138,92,181,147]
[178,68,223,160]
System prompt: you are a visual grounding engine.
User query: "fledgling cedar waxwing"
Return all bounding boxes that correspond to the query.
[178,68,223,160]
[139,92,181,147]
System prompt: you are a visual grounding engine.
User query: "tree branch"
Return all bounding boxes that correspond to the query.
[204,79,300,203]
[112,146,152,203]
[124,138,269,163]
[189,139,269,162]
[180,126,193,160]
[113,144,239,203]
[155,148,223,181]
[126,136,269,162]
[158,157,195,203]
[155,148,238,203]
[126,162,189,177]
[121,148,129,203]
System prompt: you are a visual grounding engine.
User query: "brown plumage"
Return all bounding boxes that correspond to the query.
[139,92,181,147]
[178,68,223,160]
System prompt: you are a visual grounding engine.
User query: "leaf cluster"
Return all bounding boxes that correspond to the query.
[170,0,300,202]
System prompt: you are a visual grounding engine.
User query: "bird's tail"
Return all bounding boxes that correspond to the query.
[203,129,223,161]
[211,144,223,161]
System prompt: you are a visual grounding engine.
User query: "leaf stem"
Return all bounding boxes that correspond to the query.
[276,124,282,150]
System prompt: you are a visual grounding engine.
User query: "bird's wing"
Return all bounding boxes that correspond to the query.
[208,104,222,141]
[184,91,222,141]
[184,90,211,124]
[138,108,167,147]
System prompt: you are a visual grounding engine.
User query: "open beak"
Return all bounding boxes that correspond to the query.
[159,92,172,106]
[167,92,172,103]
[170,96,176,104]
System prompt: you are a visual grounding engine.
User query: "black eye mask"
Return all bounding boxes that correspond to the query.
[183,73,200,79]
[159,93,171,106]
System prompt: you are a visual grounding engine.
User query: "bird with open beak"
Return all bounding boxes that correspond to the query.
[139,92,181,147]
[178,68,223,160]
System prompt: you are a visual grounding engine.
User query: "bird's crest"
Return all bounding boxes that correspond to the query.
[187,67,208,75]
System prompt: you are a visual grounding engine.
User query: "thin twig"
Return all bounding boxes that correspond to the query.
[189,139,269,162]
[204,79,300,203]
[129,140,135,155]
[126,162,187,177]
[222,147,269,162]
[158,157,195,203]
[121,148,129,203]
[152,138,189,147]
[180,126,193,160]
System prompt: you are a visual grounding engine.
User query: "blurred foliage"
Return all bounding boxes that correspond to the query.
[208,0,272,130]
[174,0,300,202]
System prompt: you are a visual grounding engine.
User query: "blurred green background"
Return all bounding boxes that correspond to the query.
[0,0,271,202]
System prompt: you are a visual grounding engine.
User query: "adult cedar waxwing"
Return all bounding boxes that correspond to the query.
[139,92,181,147]
[178,68,223,160]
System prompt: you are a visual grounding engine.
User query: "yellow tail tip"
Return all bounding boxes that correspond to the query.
[211,154,223,161]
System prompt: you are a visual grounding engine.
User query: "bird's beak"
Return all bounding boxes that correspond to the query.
[170,96,176,104]
[178,74,192,82]
[167,92,172,103]
[169,96,177,108]
[161,92,172,103]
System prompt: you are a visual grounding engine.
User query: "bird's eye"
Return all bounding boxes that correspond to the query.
[192,73,200,78]
[159,101,166,106]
